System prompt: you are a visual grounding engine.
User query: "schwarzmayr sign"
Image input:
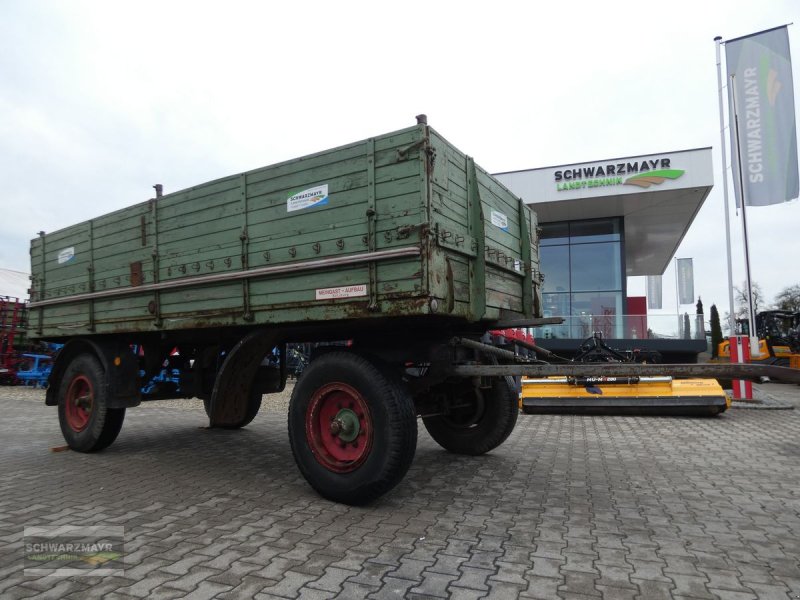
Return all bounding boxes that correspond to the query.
[554,157,685,191]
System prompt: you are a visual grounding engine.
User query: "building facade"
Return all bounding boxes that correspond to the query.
[495,147,714,361]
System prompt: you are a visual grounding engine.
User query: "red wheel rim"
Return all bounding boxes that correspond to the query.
[305,382,373,473]
[65,375,94,432]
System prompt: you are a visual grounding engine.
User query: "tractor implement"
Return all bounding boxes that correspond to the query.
[446,336,800,417]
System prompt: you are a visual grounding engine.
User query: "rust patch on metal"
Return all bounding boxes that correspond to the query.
[130,262,143,287]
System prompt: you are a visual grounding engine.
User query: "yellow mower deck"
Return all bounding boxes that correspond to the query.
[520,376,730,416]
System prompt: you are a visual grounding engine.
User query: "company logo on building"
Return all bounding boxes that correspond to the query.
[554,158,684,191]
[624,169,685,188]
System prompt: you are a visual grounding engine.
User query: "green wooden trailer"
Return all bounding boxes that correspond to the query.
[29,117,544,504]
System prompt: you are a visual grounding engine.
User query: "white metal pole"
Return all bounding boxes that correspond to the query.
[674,257,680,336]
[714,36,737,335]
[729,74,759,356]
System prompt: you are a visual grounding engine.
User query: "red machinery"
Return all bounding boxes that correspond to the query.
[0,296,26,384]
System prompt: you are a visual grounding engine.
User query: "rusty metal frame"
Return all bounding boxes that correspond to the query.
[28,246,422,309]
[447,362,800,384]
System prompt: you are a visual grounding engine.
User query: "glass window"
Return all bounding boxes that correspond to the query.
[532,217,625,340]
[571,292,624,339]
[539,222,569,246]
[540,245,569,293]
[542,292,570,318]
[569,219,621,243]
[540,293,570,338]
[569,242,621,292]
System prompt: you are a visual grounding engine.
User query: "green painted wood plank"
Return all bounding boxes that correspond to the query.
[31,123,540,339]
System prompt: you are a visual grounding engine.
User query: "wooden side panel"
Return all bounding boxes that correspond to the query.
[31,125,432,337]
[427,129,540,321]
[30,123,539,339]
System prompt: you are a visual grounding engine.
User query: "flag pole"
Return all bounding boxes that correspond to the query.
[729,73,759,355]
[714,36,737,335]
[674,257,680,336]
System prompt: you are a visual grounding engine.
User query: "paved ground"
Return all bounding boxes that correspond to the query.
[1,383,799,600]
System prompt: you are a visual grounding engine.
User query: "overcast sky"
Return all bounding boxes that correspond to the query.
[1,0,799,322]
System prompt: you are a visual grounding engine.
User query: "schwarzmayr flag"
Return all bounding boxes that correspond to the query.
[726,26,799,206]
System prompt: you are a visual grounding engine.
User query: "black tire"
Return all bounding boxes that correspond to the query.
[422,377,518,455]
[203,388,262,429]
[57,353,125,453]
[288,352,417,505]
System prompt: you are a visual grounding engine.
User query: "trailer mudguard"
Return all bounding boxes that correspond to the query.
[208,329,286,427]
[45,338,141,408]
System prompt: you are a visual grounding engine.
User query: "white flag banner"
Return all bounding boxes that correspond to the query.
[646,275,662,310]
[676,258,694,305]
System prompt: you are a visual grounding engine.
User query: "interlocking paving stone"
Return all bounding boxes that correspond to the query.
[257,569,318,597]
[521,574,564,598]
[560,570,602,596]
[115,571,179,597]
[2,384,800,599]
[386,557,434,582]
[596,584,638,600]
[446,587,487,600]
[408,570,459,597]
[632,577,676,599]
[450,565,494,591]
[490,560,529,586]
[705,590,758,600]
[162,580,232,600]
[214,573,276,598]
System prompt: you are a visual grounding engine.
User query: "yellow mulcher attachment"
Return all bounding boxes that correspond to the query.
[515,333,730,416]
[520,375,730,416]
[451,332,800,418]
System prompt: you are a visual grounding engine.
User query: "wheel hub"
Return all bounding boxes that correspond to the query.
[330,408,360,442]
[442,385,485,428]
[306,383,373,473]
[75,394,92,410]
[65,375,94,432]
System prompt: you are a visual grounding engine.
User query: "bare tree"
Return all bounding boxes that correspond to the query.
[734,281,767,319]
[774,284,800,312]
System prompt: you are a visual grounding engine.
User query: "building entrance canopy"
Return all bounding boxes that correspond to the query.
[495,147,713,276]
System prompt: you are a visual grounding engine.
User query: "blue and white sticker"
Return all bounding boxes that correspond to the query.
[57,247,75,265]
[287,184,329,212]
[490,210,509,232]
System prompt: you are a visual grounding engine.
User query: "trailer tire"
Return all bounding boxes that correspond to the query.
[288,352,417,505]
[57,353,125,452]
[203,389,262,429]
[422,377,517,455]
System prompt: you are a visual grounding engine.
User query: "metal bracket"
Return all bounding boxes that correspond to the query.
[150,199,162,327]
[367,138,378,311]
[396,138,426,161]
[240,173,253,321]
[518,197,533,318]
[466,157,486,321]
